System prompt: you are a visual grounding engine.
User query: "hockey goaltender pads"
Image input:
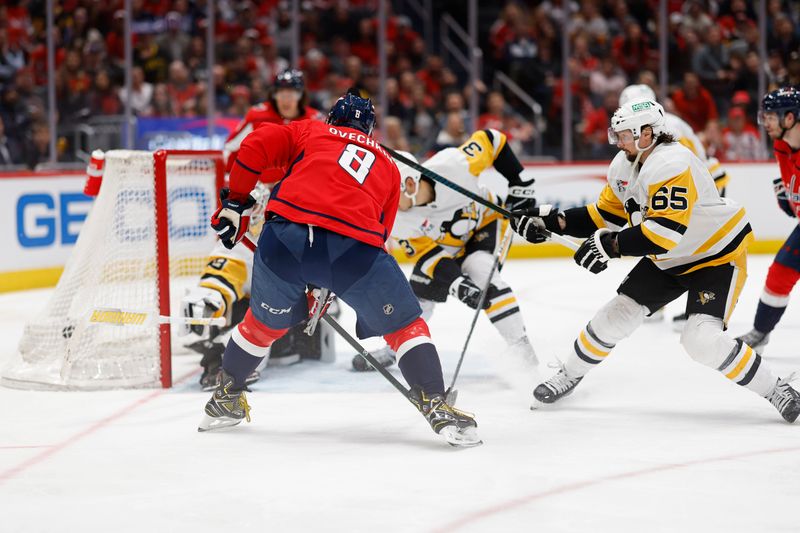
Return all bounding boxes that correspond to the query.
[3,150,224,390]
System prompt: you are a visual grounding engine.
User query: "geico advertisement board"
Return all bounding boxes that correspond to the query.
[2,172,217,275]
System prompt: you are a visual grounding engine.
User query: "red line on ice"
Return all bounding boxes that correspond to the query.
[0,367,201,485]
[431,445,800,532]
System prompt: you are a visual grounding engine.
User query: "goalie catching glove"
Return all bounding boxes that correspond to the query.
[449,276,490,309]
[180,287,226,337]
[211,187,257,249]
[574,228,620,274]
[510,204,563,244]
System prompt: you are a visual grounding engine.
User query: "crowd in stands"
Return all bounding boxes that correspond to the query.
[0,0,798,168]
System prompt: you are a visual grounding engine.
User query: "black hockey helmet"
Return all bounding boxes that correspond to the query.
[274,69,305,92]
[326,89,376,135]
[759,86,800,126]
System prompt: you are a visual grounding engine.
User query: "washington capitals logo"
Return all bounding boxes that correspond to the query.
[697,291,716,305]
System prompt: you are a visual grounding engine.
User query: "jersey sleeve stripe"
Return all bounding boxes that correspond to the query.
[646,216,687,234]
[235,158,261,175]
[694,207,746,254]
[597,206,628,228]
[587,204,607,229]
[641,221,679,250]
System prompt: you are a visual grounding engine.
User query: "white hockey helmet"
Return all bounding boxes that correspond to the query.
[395,151,422,196]
[619,84,656,106]
[608,98,666,151]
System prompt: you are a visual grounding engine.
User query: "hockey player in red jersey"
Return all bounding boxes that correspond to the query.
[197,91,481,447]
[736,87,800,354]
[223,69,324,177]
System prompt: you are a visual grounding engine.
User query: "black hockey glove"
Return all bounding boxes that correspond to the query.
[773,178,796,218]
[505,176,537,212]
[510,204,562,244]
[574,228,620,274]
[211,188,257,249]
[448,276,490,309]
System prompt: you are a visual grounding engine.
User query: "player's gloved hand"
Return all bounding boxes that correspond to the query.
[505,176,537,212]
[773,178,795,218]
[180,287,226,337]
[449,276,490,309]
[211,187,257,249]
[509,204,562,244]
[574,228,619,274]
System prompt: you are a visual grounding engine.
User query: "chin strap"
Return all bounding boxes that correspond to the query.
[403,189,418,207]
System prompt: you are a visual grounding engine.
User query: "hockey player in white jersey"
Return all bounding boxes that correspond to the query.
[619,84,730,328]
[511,99,800,422]
[352,129,539,373]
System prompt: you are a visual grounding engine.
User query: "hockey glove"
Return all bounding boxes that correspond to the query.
[211,188,257,249]
[510,204,563,244]
[505,176,537,212]
[449,276,490,309]
[773,178,796,218]
[574,228,619,274]
[180,286,227,337]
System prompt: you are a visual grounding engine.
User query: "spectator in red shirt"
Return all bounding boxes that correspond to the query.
[580,90,619,159]
[611,20,652,78]
[89,69,122,116]
[722,107,766,161]
[166,60,198,116]
[350,18,378,67]
[416,55,444,100]
[672,71,718,132]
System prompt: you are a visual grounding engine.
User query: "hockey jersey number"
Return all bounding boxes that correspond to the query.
[338,143,376,185]
[651,186,689,211]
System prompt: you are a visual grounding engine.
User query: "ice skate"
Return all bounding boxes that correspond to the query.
[531,366,583,409]
[198,370,252,432]
[351,346,396,371]
[735,329,770,355]
[201,367,261,392]
[765,376,800,423]
[410,388,482,447]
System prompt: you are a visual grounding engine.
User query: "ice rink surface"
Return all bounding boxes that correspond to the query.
[1,255,799,533]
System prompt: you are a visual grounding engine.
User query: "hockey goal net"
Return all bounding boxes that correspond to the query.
[2,150,223,390]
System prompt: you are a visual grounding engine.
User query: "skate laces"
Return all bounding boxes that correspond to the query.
[238,393,251,423]
[768,373,799,411]
[221,380,252,422]
[543,361,580,394]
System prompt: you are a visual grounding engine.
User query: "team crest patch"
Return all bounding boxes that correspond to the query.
[697,291,716,305]
[383,304,394,315]
[615,179,628,193]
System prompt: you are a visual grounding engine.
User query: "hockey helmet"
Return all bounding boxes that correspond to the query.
[395,151,422,195]
[619,84,656,107]
[758,87,800,126]
[274,69,305,92]
[326,90,376,135]
[608,98,667,149]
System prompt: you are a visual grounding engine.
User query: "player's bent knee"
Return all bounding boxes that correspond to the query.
[384,317,432,359]
[679,314,735,368]
[590,294,646,343]
[461,251,497,281]
[232,309,289,357]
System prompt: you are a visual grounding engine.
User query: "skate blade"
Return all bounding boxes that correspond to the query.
[197,414,243,432]
[440,426,483,448]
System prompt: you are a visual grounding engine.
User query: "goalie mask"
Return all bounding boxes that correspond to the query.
[608,98,666,153]
[395,151,423,205]
[619,84,656,107]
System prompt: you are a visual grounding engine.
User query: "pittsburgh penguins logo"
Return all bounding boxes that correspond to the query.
[697,291,716,305]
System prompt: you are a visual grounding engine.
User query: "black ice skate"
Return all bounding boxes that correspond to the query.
[410,387,482,447]
[198,371,252,432]
[531,367,583,409]
[765,376,800,423]
[735,329,770,355]
[351,346,396,371]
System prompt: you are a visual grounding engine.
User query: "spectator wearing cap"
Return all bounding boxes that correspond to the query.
[722,107,766,161]
[672,71,718,132]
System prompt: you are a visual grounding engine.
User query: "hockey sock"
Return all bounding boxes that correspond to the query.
[753,299,787,334]
[716,340,776,397]
[397,344,445,396]
[221,338,264,389]
[222,310,288,388]
[483,285,526,342]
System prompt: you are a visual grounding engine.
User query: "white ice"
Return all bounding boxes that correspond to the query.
[1,256,799,533]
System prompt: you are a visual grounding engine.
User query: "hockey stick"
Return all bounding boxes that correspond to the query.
[87,307,226,327]
[383,146,580,251]
[445,224,514,405]
[240,235,413,400]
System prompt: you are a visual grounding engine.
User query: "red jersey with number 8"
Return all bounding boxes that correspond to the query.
[774,138,800,219]
[228,119,400,248]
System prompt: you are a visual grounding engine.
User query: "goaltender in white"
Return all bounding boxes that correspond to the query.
[510,98,800,422]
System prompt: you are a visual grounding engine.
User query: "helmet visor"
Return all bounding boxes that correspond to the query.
[607,128,634,145]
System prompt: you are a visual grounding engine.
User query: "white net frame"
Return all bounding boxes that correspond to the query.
[2,150,223,390]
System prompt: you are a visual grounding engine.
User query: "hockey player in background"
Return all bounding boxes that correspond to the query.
[735,88,800,354]
[351,130,538,375]
[619,84,730,329]
[197,91,481,446]
[180,69,329,390]
[511,98,800,422]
